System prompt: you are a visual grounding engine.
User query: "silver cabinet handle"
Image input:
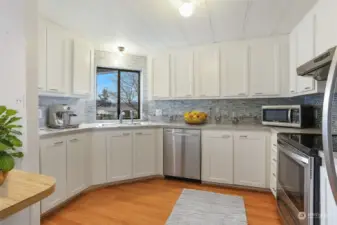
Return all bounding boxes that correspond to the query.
[185,94,192,97]
[38,87,43,90]
[272,158,277,163]
[240,135,248,138]
[255,92,263,95]
[49,88,59,91]
[222,135,231,139]
[69,138,78,142]
[123,133,130,136]
[273,173,276,177]
[290,90,296,93]
[273,144,277,147]
[200,94,206,97]
[238,93,246,96]
[53,141,64,146]
[304,87,311,90]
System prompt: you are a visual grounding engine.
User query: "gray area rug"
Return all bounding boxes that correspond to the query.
[166,189,248,225]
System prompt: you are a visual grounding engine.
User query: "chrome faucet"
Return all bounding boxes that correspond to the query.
[130,110,134,124]
[119,111,125,124]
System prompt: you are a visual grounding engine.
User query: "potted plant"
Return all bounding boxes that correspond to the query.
[0,106,24,185]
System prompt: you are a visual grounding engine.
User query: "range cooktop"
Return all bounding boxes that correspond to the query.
[279,133,337,152]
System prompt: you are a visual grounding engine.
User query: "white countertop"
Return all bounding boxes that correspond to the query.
[39,122,321,138]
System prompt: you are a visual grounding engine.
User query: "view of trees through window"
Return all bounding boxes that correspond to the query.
[96,67,140,120]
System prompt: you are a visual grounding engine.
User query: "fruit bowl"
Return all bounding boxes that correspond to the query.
[184,111,208,125]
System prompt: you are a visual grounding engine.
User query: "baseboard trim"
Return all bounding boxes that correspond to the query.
[202,181,271,193]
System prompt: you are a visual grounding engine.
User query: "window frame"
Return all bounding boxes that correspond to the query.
[96,67,141,120]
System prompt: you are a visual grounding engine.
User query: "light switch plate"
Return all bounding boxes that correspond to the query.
[38,109,43,119]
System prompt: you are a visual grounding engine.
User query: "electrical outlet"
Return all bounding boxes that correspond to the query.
[155,109,162,116]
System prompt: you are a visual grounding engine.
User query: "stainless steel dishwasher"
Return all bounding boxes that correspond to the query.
[163,129,201,180]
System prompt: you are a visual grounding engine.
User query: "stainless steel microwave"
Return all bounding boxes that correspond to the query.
[262,105,315,128]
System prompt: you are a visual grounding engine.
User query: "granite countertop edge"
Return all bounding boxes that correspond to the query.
[39,122,322,138]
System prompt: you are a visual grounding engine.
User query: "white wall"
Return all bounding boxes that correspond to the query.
[0,0,39,225]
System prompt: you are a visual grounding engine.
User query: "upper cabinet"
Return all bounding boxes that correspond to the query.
[38,18,93,97]
[72,39,93,96]
[46,22,67,93]
[220,41,249,98]
[194,46,220,97]
[150,35,288,100]
[289,8,326,96]
[171,50,194,98]
[152,54,171,99]
[249,38,281,97]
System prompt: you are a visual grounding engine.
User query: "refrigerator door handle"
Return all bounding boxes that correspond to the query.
[322,50,337,205]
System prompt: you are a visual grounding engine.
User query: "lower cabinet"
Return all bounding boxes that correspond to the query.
[233,132,267,188]
[202,131,234,184]
[106,131,133,182]
[133,129,156,178]
[40,137,67,214]
[66,134,87,197]
[91,131,107,185]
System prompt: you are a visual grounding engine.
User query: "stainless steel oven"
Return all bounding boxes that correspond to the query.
[262,105,314,128]
[277,134,321,225]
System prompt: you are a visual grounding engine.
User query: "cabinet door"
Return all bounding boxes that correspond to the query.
[195,46,220,97]
[320,166,337,225]
[296,15,316,93]
[107,131,133,182]
[40,138,67,214]
[133,130,156,178]
[152,54,170,99]
[202,131,233,184]
[289,30,298,95]
[91,132,107,185]
[67,135,87,197]
[38,20,47,91]
[234,132,267,188]
[72,39,92,95]
[46,23,66,93]
[220,42,249,97]
[249,39,280,96]
[171,50,194,98]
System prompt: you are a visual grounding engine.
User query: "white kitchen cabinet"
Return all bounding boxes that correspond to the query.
[152,54,171,99]
[171,50,194,98]
[91,132,107,185]
[234,132,267,188]
[289,30,298,95]
[320,166,337,225]
[40,137,67,214]
[133,129,156,178]
[296,14,316,93]
[202,131,234,184]
[249,38,281,97]
[66,134,87,197]
[106,131,133,182]
[38,20,47,91]
[46,22,67,93]
[220,41,249,98]
[194,46,220,97]
[72,39,92,96]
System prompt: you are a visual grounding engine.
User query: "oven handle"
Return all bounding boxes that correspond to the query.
[322,48,337,205]
[278,141,309,165]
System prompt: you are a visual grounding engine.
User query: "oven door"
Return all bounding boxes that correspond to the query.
[277,140,314,225]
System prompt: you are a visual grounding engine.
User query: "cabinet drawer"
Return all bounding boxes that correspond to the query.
[202,130,232,139]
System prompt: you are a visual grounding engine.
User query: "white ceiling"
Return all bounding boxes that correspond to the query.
[39,0,318,55]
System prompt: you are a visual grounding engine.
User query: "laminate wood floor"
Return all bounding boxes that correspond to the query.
[41,179,282,225]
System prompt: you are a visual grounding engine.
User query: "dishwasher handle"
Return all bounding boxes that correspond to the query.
[172,133,200,137]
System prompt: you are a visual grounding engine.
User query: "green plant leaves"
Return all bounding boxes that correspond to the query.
[9,152,23,158]
[5,117,21,126]
[6,109,17,117]
[0,152,15,172]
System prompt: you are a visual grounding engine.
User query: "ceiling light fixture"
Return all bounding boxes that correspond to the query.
[118,46,126,56]
[179,2,194,18]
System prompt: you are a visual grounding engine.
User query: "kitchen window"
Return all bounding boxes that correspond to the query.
[96,67,141,120]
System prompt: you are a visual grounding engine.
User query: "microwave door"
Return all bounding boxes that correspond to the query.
[322,47,337,205]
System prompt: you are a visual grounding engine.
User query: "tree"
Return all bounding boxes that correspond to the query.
[97,88,112,107]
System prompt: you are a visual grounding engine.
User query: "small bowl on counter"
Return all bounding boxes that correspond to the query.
[184,111,208,125]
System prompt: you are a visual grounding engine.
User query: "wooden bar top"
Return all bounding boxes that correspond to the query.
[0,170,55,220]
